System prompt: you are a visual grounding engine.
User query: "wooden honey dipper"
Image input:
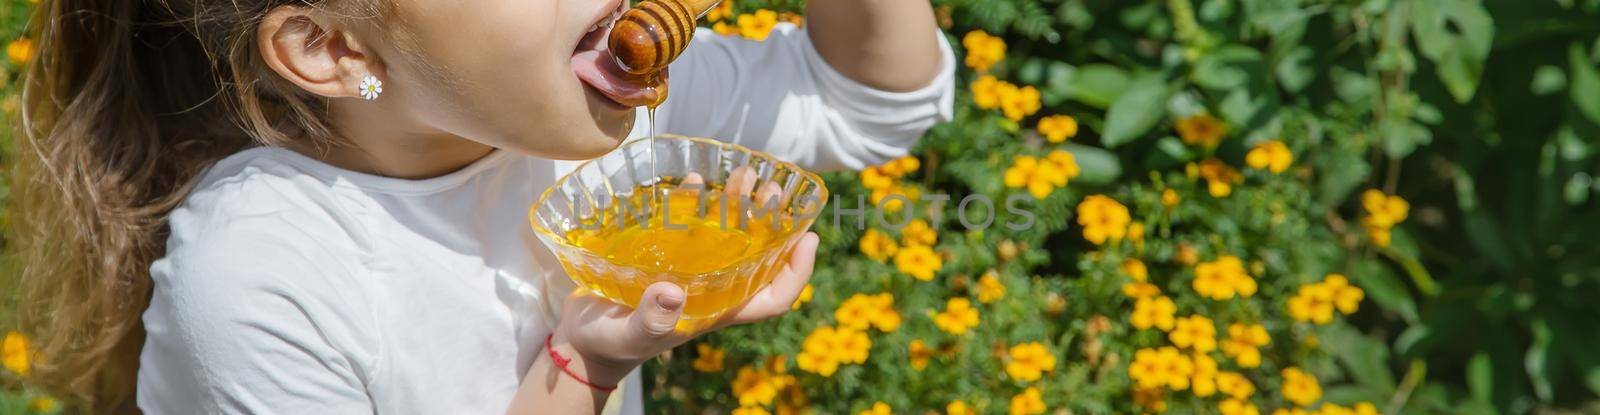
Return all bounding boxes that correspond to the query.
[608,0,723,76]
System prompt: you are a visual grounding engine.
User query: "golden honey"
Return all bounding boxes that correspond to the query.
[558,185,791,319]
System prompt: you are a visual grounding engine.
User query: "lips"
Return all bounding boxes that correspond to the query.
[572,4,663,108]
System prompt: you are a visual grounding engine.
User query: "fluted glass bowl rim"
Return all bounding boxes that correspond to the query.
[529,134,829,273]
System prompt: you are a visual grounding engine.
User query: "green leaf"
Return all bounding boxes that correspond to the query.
[1193,45,1267,90]
[1353,259,1420,323]
[1066,144,1122,185]
[1101,74,1171,148]
[1323,324,1398,391]
[1410,0,1494,102]
[1467,352,1493,403]
[1569,42,1600,124]
[1276,46,1316,93]
[1061,64,1132,109]
[1525,318,1554,402]
[1530,65,1567,96]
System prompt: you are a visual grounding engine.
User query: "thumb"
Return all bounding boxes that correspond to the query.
[631,281,686,338]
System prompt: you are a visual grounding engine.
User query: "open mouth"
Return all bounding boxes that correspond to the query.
[571,0,663,109]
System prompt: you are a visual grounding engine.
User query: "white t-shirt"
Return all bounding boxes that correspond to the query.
[136,25,955,414]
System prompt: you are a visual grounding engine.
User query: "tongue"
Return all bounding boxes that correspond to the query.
[572,46,662,108]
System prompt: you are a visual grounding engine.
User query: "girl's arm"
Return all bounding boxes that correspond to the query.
[805,0,945,92]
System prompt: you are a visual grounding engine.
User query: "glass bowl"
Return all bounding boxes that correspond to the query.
[530,135,828,324]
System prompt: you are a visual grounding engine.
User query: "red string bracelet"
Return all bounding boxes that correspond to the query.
[545,334,619,393]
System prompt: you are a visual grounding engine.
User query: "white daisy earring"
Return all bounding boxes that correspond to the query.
[358,75,384,101]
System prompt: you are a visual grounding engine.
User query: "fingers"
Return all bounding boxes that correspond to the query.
[725,166,758,202]
[726,232,820,323]
[630,281,686,339]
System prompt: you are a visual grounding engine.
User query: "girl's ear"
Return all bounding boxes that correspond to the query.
[258,6,381,99]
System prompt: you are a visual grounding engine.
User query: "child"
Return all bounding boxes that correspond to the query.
[11,0,953,413]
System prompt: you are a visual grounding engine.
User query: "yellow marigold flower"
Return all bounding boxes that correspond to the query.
[909,339,934,371]
[976,270,1006,303]
[1004,342,1057,382]
[888,156,921,176]
[1129,347,1194,390]
[1170,315,1218,352]
[870,184,920,213]
[1322,274,1365,314]
[1009,386,1046,415]
[1361,189,1410,247]
[836,294,878,331]
[28,397,58,414]
[1133,386,1168,413]
[1162,189,1181,208]
[1219,398,1259,415]
[1216,371,1255,399]
[859,228,899,262]
[1004,152,1081,199]
[1122,282,1160,299]
[1191,352,1219,397]
[962,30,1006,73]
[859,401,892,415]
[693,343,726,372]
[1273,409,1312,415]
[1037,115,1079,143]
[1176,113,1226,148]
[947,400,974,415]
[798,325,870,376]
[1000,84,1042,122]
[732,407,771,415]
[707,0,735,21]
[713,22,738,36]
[1361,189,1410,228]
[894,244,943,281]
[932,298,981,335]
[1319,403,1359,415]
[860,166,894,190]
[737,10,780,41]
[792,283,813,310]
[1354,402,1380,415]
[3,330,32,376]
[870,294,902,332]
[7,38,33,65]
[779,12,804,27]
[1366,226,1393,248]
[972,75,1004,110]
[732,365,781,406]
[1288,283,1336,324]
[1130,296,1177,331]
[1127,221,1146,244]
[1221,323,1270,368]
[902,219,938,247]
[1246,140,1294,173]
[1198,159,1243,198]
[1122,259,1149,282]
[1193,255,1257,300]
[1281,367,1323,406]
[1077,195,1131,245]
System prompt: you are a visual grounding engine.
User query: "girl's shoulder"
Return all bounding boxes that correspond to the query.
[162,146,377,279]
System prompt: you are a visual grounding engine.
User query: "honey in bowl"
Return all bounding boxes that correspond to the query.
[562,185,788,319]
[530,135,828,324]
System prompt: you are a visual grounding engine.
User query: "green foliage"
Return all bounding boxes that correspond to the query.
[648,0,1600,414]
[0,0,1597,413]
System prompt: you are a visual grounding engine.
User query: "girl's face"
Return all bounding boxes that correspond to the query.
[350,0,656,160]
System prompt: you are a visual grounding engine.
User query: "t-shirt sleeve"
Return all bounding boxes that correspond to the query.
[138,203,379,414]
[657,24,957,172]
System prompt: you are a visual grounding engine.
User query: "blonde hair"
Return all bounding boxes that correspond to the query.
[11,0,377,411]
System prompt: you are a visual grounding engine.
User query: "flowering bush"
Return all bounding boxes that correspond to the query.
[3,0,1600,414]
[642,0,1600,415]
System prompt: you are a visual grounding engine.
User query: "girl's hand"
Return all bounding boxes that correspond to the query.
[548,231,820,386]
